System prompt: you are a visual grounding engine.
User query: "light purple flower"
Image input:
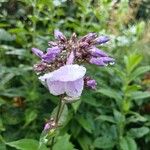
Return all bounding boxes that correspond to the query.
[89,47,108,57]
[44,123,51,131]
[32,46,61,63]
[80,33,97,43]
[39,64,86,98]
[32,48,43,58]
[90,57,115,66]
[42,46,61,63]
[54,29,66,41]
[94,36,110,45]
[87,79,97,89]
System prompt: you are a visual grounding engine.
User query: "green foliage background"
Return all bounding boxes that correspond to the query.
[0,0,150,150]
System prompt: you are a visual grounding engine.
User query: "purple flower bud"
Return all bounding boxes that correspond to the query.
[94,36,110,45]
[54,30,66,41]
[90,57,114,66]
[44,123,51,131]
[87,79,97,89]
[80,33,97,43]
[42,46,61,63]
[89,47,108,57]
[66,51,75,65]
[32,48,43,58]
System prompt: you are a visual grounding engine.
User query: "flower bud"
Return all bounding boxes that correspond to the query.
[54,30,66,41]
[94,36,110,45]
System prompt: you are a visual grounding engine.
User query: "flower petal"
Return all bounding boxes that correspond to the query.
[50,65,86,82]
[47,80,65,95]
[39,72,53,87]
[65,78,84,97]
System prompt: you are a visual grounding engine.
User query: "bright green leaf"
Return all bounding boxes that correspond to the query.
[6,139,48,150]
[129,66,150,81]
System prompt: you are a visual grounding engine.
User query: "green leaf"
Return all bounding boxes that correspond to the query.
[0,29,15,41]
[94,136,115,149]
[129,66,150,81]
[96,115,115,123]
[126,113,147,124]
[124,85,141,94]
[51,104,68,125]
[6,139,48,150]
[119,136,137,150]
[98,88,122,101]
[128,127,150,138]
[53,134,74,150]
[124,54,142,74]
[0,98,6,106]
[77,134,92,150]
[0,142,6,150]
[0,118,5,132]
[24,109,38,126]
[131,91,150,100]
[71,100,81,113]
[76,115,93,133]
[113,109,125,123]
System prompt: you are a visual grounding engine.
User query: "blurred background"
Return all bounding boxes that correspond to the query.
[0,0,150,150]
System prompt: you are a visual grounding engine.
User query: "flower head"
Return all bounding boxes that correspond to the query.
[32,30,114,98]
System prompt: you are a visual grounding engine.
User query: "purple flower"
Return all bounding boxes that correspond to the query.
[32,48,43,58]
[80,33,97,43]
[90,57,115,66]
[54,30,66,41]
[94,36,110,45]
[86,79,97,89]
[39,65,86,98]
[32,47,61,63]
[89,47,108,57]
[42,46,61,63]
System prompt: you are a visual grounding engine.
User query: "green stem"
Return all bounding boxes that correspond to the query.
[55,98,63,124]
[50,96,65,149]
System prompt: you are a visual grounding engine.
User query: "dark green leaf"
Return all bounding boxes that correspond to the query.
[94,136,115,149]
[128,127,149,138]
[96,115,115,123]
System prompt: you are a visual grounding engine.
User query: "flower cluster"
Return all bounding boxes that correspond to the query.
[32,30,114,98]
